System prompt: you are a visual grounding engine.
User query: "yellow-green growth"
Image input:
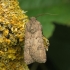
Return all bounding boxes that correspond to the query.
[0,0,29,70]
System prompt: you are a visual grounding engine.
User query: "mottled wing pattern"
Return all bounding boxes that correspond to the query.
[24,17,47,65]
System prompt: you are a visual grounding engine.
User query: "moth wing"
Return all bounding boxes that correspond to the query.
[24,17,47,64]
[24,22,35,64]
[29,37,46,63]
[30,31,46,63]
[24,39,34,65]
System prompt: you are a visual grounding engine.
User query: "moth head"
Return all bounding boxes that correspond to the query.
[26,17,39,33]
[30,17,36,21]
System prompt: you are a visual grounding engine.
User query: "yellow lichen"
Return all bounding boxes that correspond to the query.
[0,0,29,70]
[43,36,49,51]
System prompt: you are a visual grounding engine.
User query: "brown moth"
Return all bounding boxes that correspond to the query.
[24,17,48,65]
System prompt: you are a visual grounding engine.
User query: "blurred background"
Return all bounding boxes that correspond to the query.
[18,0,70,70]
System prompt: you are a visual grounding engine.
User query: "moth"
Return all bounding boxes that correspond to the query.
[24,17,49,65]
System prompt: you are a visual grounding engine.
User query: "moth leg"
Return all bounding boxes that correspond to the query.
[43,36,49,51]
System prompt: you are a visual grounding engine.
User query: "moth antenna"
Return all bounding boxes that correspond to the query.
[35,13,58,18]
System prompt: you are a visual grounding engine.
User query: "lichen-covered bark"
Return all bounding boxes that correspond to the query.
[0,0,29,70]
